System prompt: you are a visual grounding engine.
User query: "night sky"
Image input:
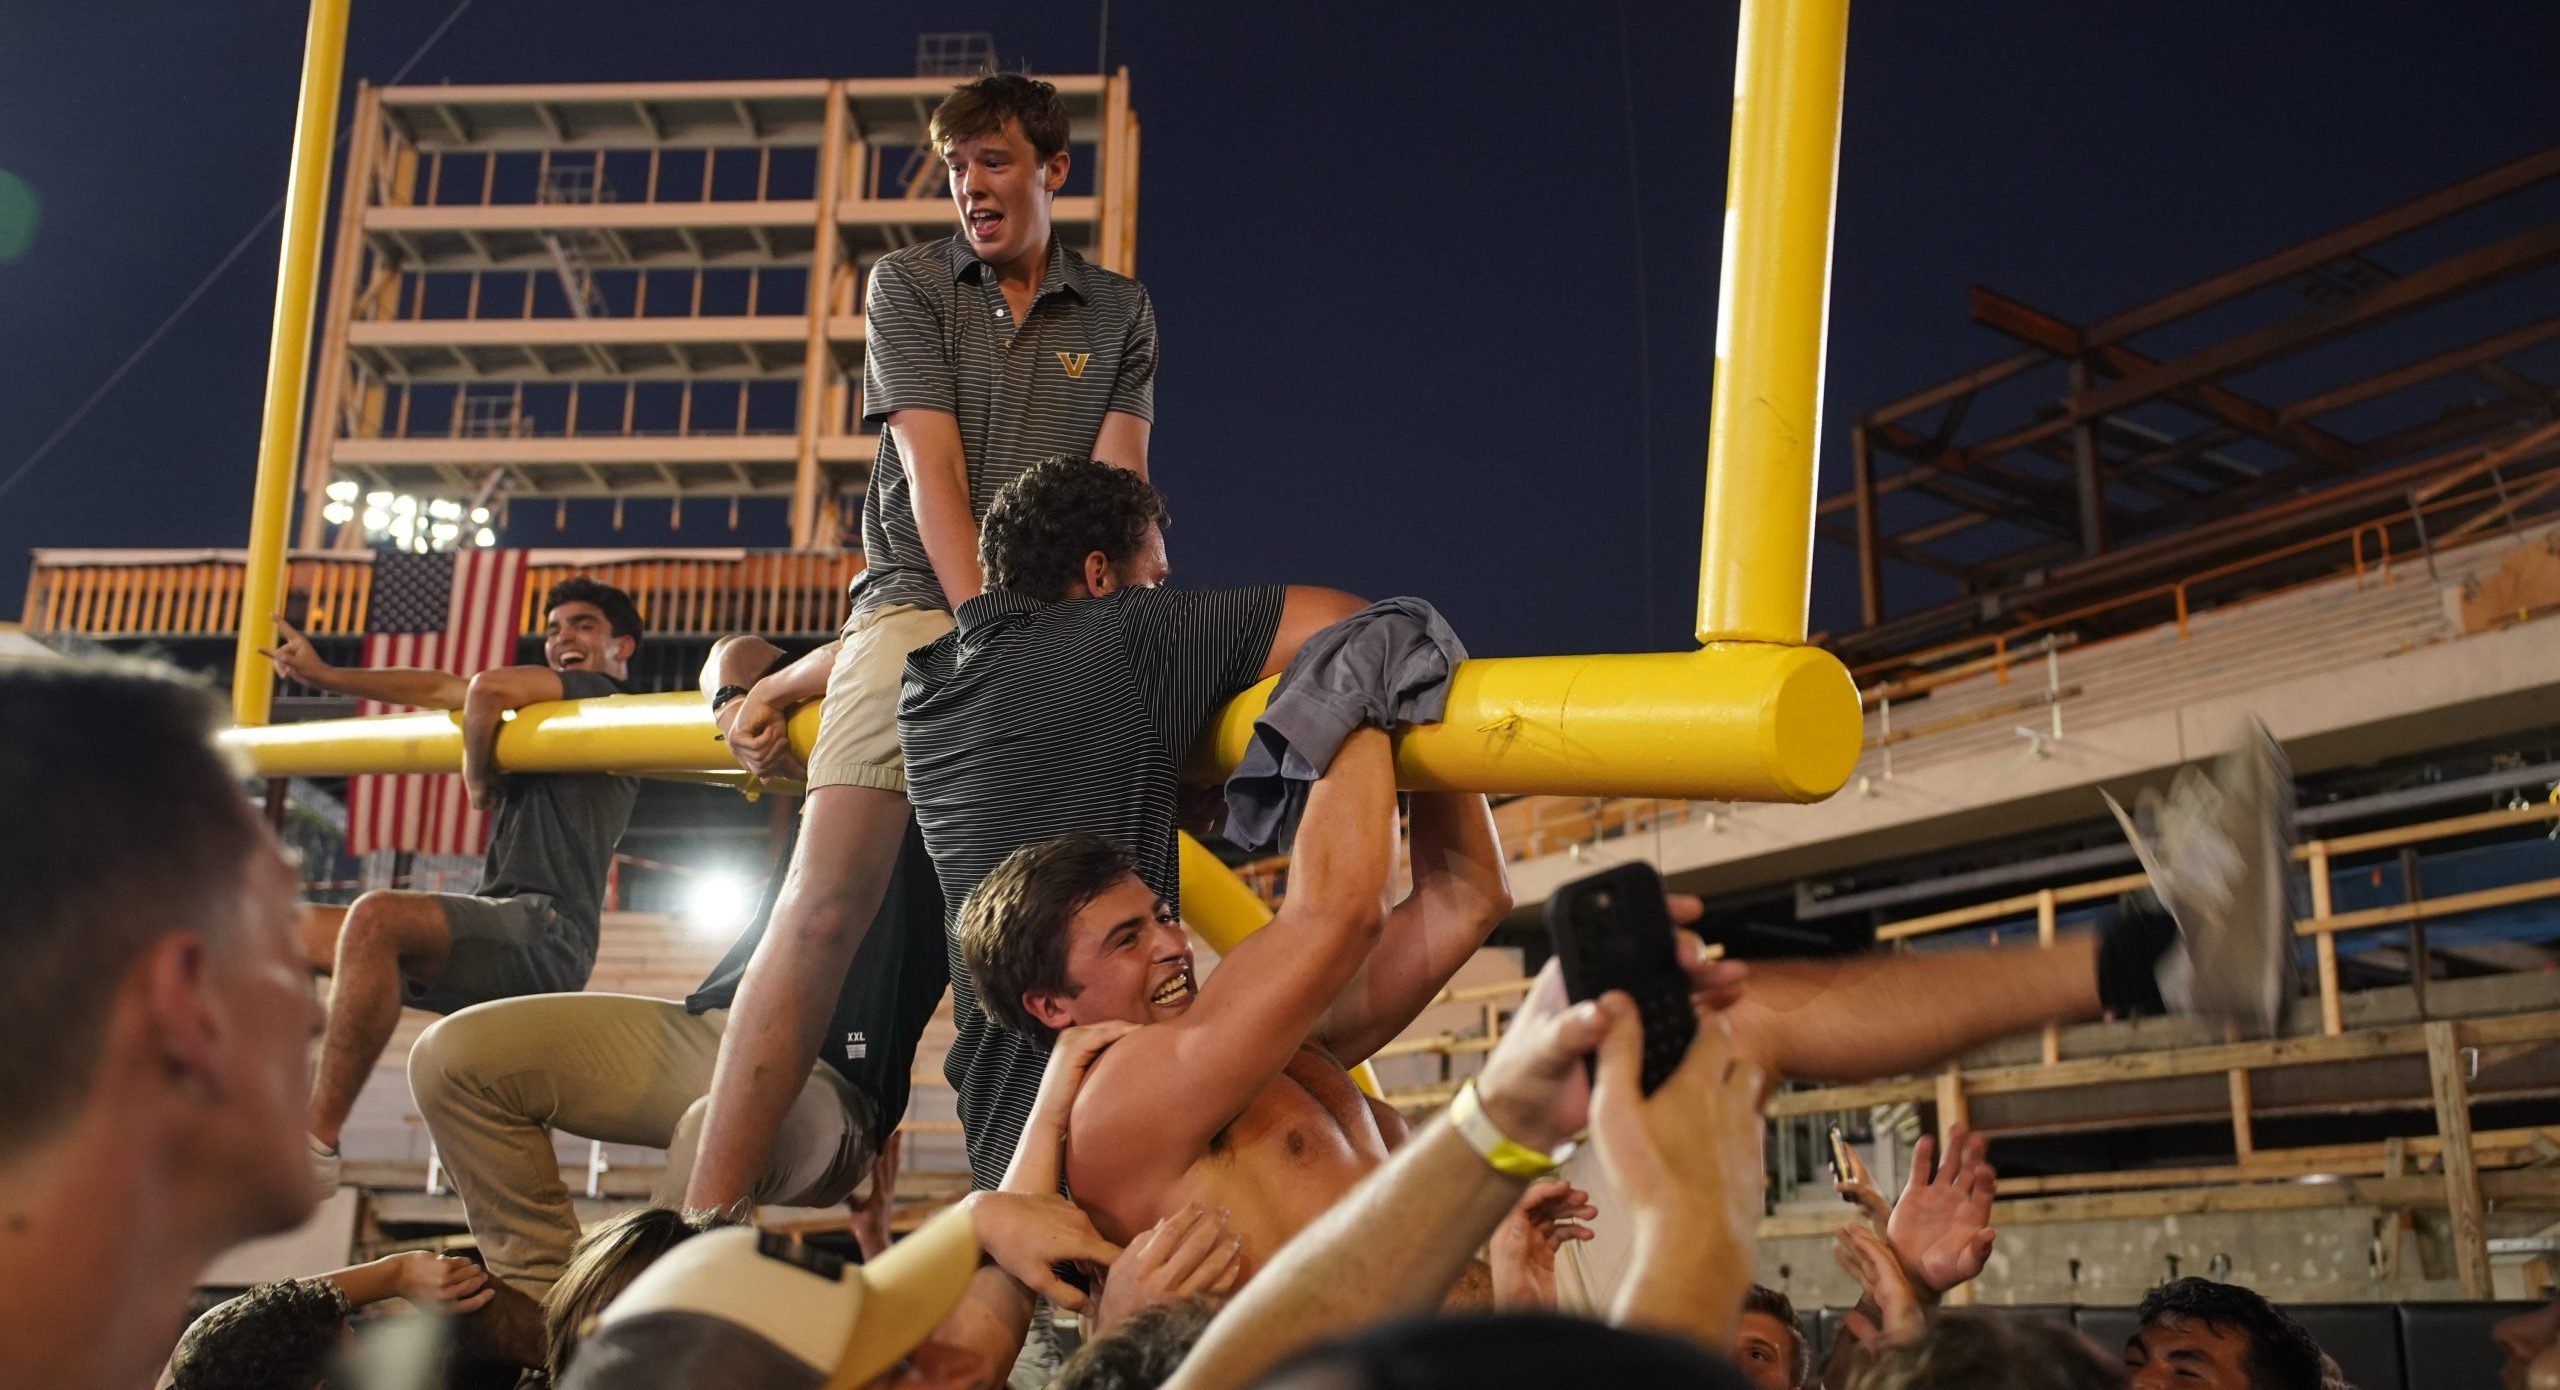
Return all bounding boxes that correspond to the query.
[4,1,2558,658]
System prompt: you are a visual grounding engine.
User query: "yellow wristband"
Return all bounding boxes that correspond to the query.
[1448,1079,1575,1180]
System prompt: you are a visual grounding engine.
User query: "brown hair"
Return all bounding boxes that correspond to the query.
[1741,1283,1809,1387]
[1848,1310,2127,1390]
[544,1206,716,1377]
[929,73,1070,163]
[0,661,260,1160]
[957,833,1141,1039]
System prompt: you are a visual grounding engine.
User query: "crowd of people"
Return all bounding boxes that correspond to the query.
[2,70,2555,1390]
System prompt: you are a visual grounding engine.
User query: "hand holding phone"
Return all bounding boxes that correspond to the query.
[1543,862,1699,1095]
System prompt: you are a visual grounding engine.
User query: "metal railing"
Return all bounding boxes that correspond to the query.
[24,549,864,641]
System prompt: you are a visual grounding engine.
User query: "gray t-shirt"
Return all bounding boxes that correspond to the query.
[472,667,639,960]
[851,233,1158,618]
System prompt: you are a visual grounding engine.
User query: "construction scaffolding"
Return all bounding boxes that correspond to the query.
[295,73,1143,553]
[1828,142,2560,678]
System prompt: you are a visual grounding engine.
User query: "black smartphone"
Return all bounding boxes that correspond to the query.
[1543,862,1698,1095]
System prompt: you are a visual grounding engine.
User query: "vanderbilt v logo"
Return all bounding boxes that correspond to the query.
[1056,351,1091,379]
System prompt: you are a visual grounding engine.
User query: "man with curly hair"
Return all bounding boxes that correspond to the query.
[684,69,1166,1215]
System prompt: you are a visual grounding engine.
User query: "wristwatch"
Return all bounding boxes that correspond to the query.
[1448,1078,1578,1180]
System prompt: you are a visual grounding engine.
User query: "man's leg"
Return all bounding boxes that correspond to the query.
[663,1017,879,1211]
[1726,935,2105,1083]
[680,786,909,1211]
[682,601,948,1212]
[308,888,454,1152]
[1728,726,2295,1084]
[408,992,724,1297]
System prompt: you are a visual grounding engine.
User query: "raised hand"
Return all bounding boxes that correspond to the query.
[1833,1223,1923,1347]
[1488,1177,1596,1311]
[1091,1203,1246,1334]
[1588,1000,1764,1242]
[257,612,331,687]
[1473,917,1751,1153]
[1885,1124,1997,1297]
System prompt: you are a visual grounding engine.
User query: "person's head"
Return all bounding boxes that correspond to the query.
[0,662,319,1238]
[2494,1297,2560,1390]
[1849,1311,2126,1390]
[1737,1284,1808,1390]
[958,833,1189,1042]
[930,73,1070,272]
[1250,1311,1755,1390]
[168,1279,350,1390]
[545,1206,715,1377]
[542,577,643,680]
[1053,1297,1217,1390]
[2127,1279,2324,1390]
[978,457,1170,602]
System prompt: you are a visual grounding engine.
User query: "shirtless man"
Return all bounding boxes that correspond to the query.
[957,727,1497,1264]
[960,722,2298,1285]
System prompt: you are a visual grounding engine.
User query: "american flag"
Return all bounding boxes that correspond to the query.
[346,548,530,857]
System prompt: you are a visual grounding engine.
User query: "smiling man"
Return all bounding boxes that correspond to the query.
[261,576,643,1189]
[954,721,1511,1278]
[684,71,1167,1216]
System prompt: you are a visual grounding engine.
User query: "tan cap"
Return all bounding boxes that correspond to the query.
[568,1204,982,1390]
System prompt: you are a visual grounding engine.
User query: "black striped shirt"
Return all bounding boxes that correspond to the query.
[852,234,1159,618]
[899,585,1285,1188]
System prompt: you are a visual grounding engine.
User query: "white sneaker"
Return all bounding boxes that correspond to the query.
[2104,718,2298,1036]
[309,1134,343,1195]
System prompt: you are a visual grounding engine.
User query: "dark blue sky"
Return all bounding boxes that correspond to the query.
[4,1,2557,656]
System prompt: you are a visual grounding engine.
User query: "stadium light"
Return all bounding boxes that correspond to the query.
[682,872,756,938]
[342,488,500,553]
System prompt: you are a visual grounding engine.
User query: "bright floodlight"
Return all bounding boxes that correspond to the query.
[683,872,756,938]
[474,527,497,548]
[325,480,358,503]
[322,502,355,525]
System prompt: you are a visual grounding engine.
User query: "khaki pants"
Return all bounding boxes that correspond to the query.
[408,993,880,1298]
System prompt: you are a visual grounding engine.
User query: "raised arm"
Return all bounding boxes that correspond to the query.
[1316,791,1514,1065]
[260,613,465,709]
[1073,729,1397,1181]
[461,665,565,811]
[1261,586,1367,680]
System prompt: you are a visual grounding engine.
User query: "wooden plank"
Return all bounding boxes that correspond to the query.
[2312,841,2342,1035]
[1763,1076,1938,1118]
[2310,875,2560,935]
[2427,1019,2494,1297]
[2038,889,2061,1066]
[2225,1022,2256,1160]
[1959,1023,2427,1099]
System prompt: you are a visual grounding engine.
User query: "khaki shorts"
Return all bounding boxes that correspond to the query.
[804,601,955,793]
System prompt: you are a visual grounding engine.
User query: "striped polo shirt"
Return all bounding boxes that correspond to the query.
[851,233,1159,618]
[899,583,1285,1189]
